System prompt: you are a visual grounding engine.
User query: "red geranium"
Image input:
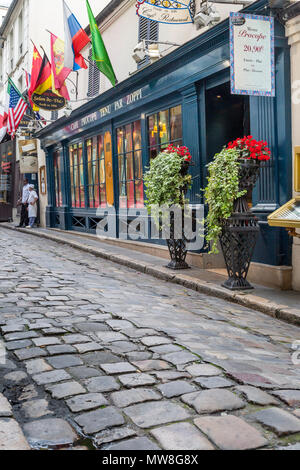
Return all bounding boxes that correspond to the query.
[227,136,271,161]
[165,144,192,162]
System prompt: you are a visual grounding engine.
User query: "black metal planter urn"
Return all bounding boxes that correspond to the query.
[219,160,261,290]
[166,160,191,271]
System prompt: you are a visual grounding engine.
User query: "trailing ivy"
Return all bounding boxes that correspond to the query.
[204,148,247,254]
[144,150,192,228]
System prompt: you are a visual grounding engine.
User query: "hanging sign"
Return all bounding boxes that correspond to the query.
[230,12,275,97]
[18,140,38,174]
[136,0,195,24]
[32,90,66,111]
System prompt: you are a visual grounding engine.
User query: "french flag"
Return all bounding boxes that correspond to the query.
[63,0,90,71]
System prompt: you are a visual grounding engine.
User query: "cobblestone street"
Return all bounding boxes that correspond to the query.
[0,227,300,451]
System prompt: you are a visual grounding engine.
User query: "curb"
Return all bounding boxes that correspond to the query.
[1,224,299,327]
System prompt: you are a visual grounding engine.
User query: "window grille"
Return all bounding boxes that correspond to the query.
[87,48,100,97]
[138,17,159,69]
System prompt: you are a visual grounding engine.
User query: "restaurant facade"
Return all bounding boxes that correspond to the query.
[36,0,293,288]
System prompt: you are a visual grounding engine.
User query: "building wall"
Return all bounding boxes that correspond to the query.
[286,15,300,291]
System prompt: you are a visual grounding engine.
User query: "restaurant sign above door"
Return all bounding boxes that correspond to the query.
[230,12,275,97]
[136,0,195,24]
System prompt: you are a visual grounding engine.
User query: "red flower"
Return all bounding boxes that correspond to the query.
[227,136,271,161]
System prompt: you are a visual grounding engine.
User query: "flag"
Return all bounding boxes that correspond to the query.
[50,33,71,101]
[28,45,43,110]
[25,70,31,89]
[63,0,90,71]
[7,79,28,138]
[34,111,47,126]
[86,0,117,87]
[0,104,8,143]
[34,52,52,96]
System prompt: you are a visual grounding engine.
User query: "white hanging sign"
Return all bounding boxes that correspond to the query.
[230,12,275,97]
[136,1,194,24]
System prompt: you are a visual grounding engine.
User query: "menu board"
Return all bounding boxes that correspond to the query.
[230,12,275,97]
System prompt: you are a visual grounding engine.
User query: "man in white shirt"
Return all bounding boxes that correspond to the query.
[16,178,30,228]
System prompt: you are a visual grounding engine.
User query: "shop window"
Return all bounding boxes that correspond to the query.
[138,17,159,69]
[148,105,182,160]
[53,151,62,208]
[87,48,100,97]
[0,143,13,204]
[69,142,85,209]
[117,120,144,209]
[86,135,107,209]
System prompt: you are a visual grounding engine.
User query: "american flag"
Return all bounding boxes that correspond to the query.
[7,79,28,137]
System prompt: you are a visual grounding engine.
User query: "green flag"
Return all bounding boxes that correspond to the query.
[86,0,117,87]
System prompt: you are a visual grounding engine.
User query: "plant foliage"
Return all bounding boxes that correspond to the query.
[204,148,247,254]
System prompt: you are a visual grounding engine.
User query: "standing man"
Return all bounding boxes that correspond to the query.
[16,178,30,228]
[26,185,39,229]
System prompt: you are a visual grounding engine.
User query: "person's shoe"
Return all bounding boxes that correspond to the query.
[26,226,32,229]
[15,225,23,228]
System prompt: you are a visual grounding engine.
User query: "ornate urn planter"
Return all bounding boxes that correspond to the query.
[166,160,191,271]
[219,159,261,290]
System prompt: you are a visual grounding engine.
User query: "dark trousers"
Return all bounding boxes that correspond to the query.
[20,204,29,227]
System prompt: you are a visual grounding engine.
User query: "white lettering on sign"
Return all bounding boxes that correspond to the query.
[100,105,112,118]
[230,13,275,97]
[81,112,98,126]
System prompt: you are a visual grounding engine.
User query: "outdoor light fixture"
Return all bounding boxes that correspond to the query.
[194,2,221,29]
[132,40,176,65]
[132,41,146,64]
[63,104,73,118]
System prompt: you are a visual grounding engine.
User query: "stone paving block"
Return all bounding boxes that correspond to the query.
[162,351,198,366]
[32,337,62,347]
[63,334,91,344]
[25,358,53,375]
[101,362,137,375]
[85,376,120,393]
[182,389,245,414]
[124,401,191,428]
[111,388,161,408]
[46,381,86,399]
[194,415,268,450]
[68,366,103,380]
[250,408,300,436]
[194,377,235,389]
[76,322,110,333]
[95,427,137,446]
[21,399,53,419]
[294,409,300,418]
[141,336,172,347]
[33,370,71,385]
[96,332,127,343]
[66,393,108,412]
[75,407,125,434]
[123,328,157,339]
[119,373,157,388]
[106,437,160,451]
[106,320,134,331]
[5,340,32,351]
[47,345,76,355]
[271,390,300,407]
[15,347,47,361]
[47,355,83,369]
[29,322,53,330]
[24,418,77,448]
[126,352,152,362]
[0,394,12,417]
[1,324,25,334]
[185,364,222,377]
[133,360,171,372]
[83,351,120,366]
[236,386,279,406]
[74,342,103,354]
[4,331,39,341]
[150,422,214,450]
[0,418,30,450]
[154,371,191,383]
[157,381,198,398]
[150,344,183,355]
[19,385,39,402]
[3,371,28,384]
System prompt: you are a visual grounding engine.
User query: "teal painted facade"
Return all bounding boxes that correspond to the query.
[37,0,293,267]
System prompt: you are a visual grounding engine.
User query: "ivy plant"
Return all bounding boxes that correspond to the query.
[204,148,247,254]
[144,150,192,228]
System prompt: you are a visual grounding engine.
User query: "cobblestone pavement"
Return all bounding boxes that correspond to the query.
[0,228,300,451]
